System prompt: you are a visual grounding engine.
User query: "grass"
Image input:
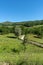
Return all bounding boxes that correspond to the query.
[27,34,43,43]
[0,33,43,65]
[0,52,43,65]
[0,34,24,53]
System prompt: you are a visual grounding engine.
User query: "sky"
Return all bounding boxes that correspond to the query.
[0,0,43,22]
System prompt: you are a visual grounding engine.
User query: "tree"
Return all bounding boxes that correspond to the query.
[20,26,25,35]
[15,26,22,37]
[0,26,10,34]
[22,28,29,51]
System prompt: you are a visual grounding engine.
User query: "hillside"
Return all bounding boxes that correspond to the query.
[0,20,43,26]
[0,20,43,65]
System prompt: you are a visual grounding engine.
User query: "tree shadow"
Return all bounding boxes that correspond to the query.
[7,36,17,39]
[34,35,41,39]
[11,48,19,53]
[17,61,28,65]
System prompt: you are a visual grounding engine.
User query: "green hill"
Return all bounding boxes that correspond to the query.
[0,20,43,27]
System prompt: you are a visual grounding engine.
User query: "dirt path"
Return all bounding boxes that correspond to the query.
[0,62,9,65]
[3,63,9,65]
[28,40,43,48]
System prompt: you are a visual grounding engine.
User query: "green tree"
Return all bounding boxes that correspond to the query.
[15,26,22,37]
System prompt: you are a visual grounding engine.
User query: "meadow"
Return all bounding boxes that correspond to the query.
[27,34,43,43]
[0,33,43,65]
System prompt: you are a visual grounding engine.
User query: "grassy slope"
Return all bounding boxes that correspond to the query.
[0,33,43,64]
[27,34,43,43]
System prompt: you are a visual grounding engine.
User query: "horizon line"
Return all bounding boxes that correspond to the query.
[0,19,43,23]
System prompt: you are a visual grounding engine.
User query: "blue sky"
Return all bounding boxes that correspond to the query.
[0,0,43,22]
